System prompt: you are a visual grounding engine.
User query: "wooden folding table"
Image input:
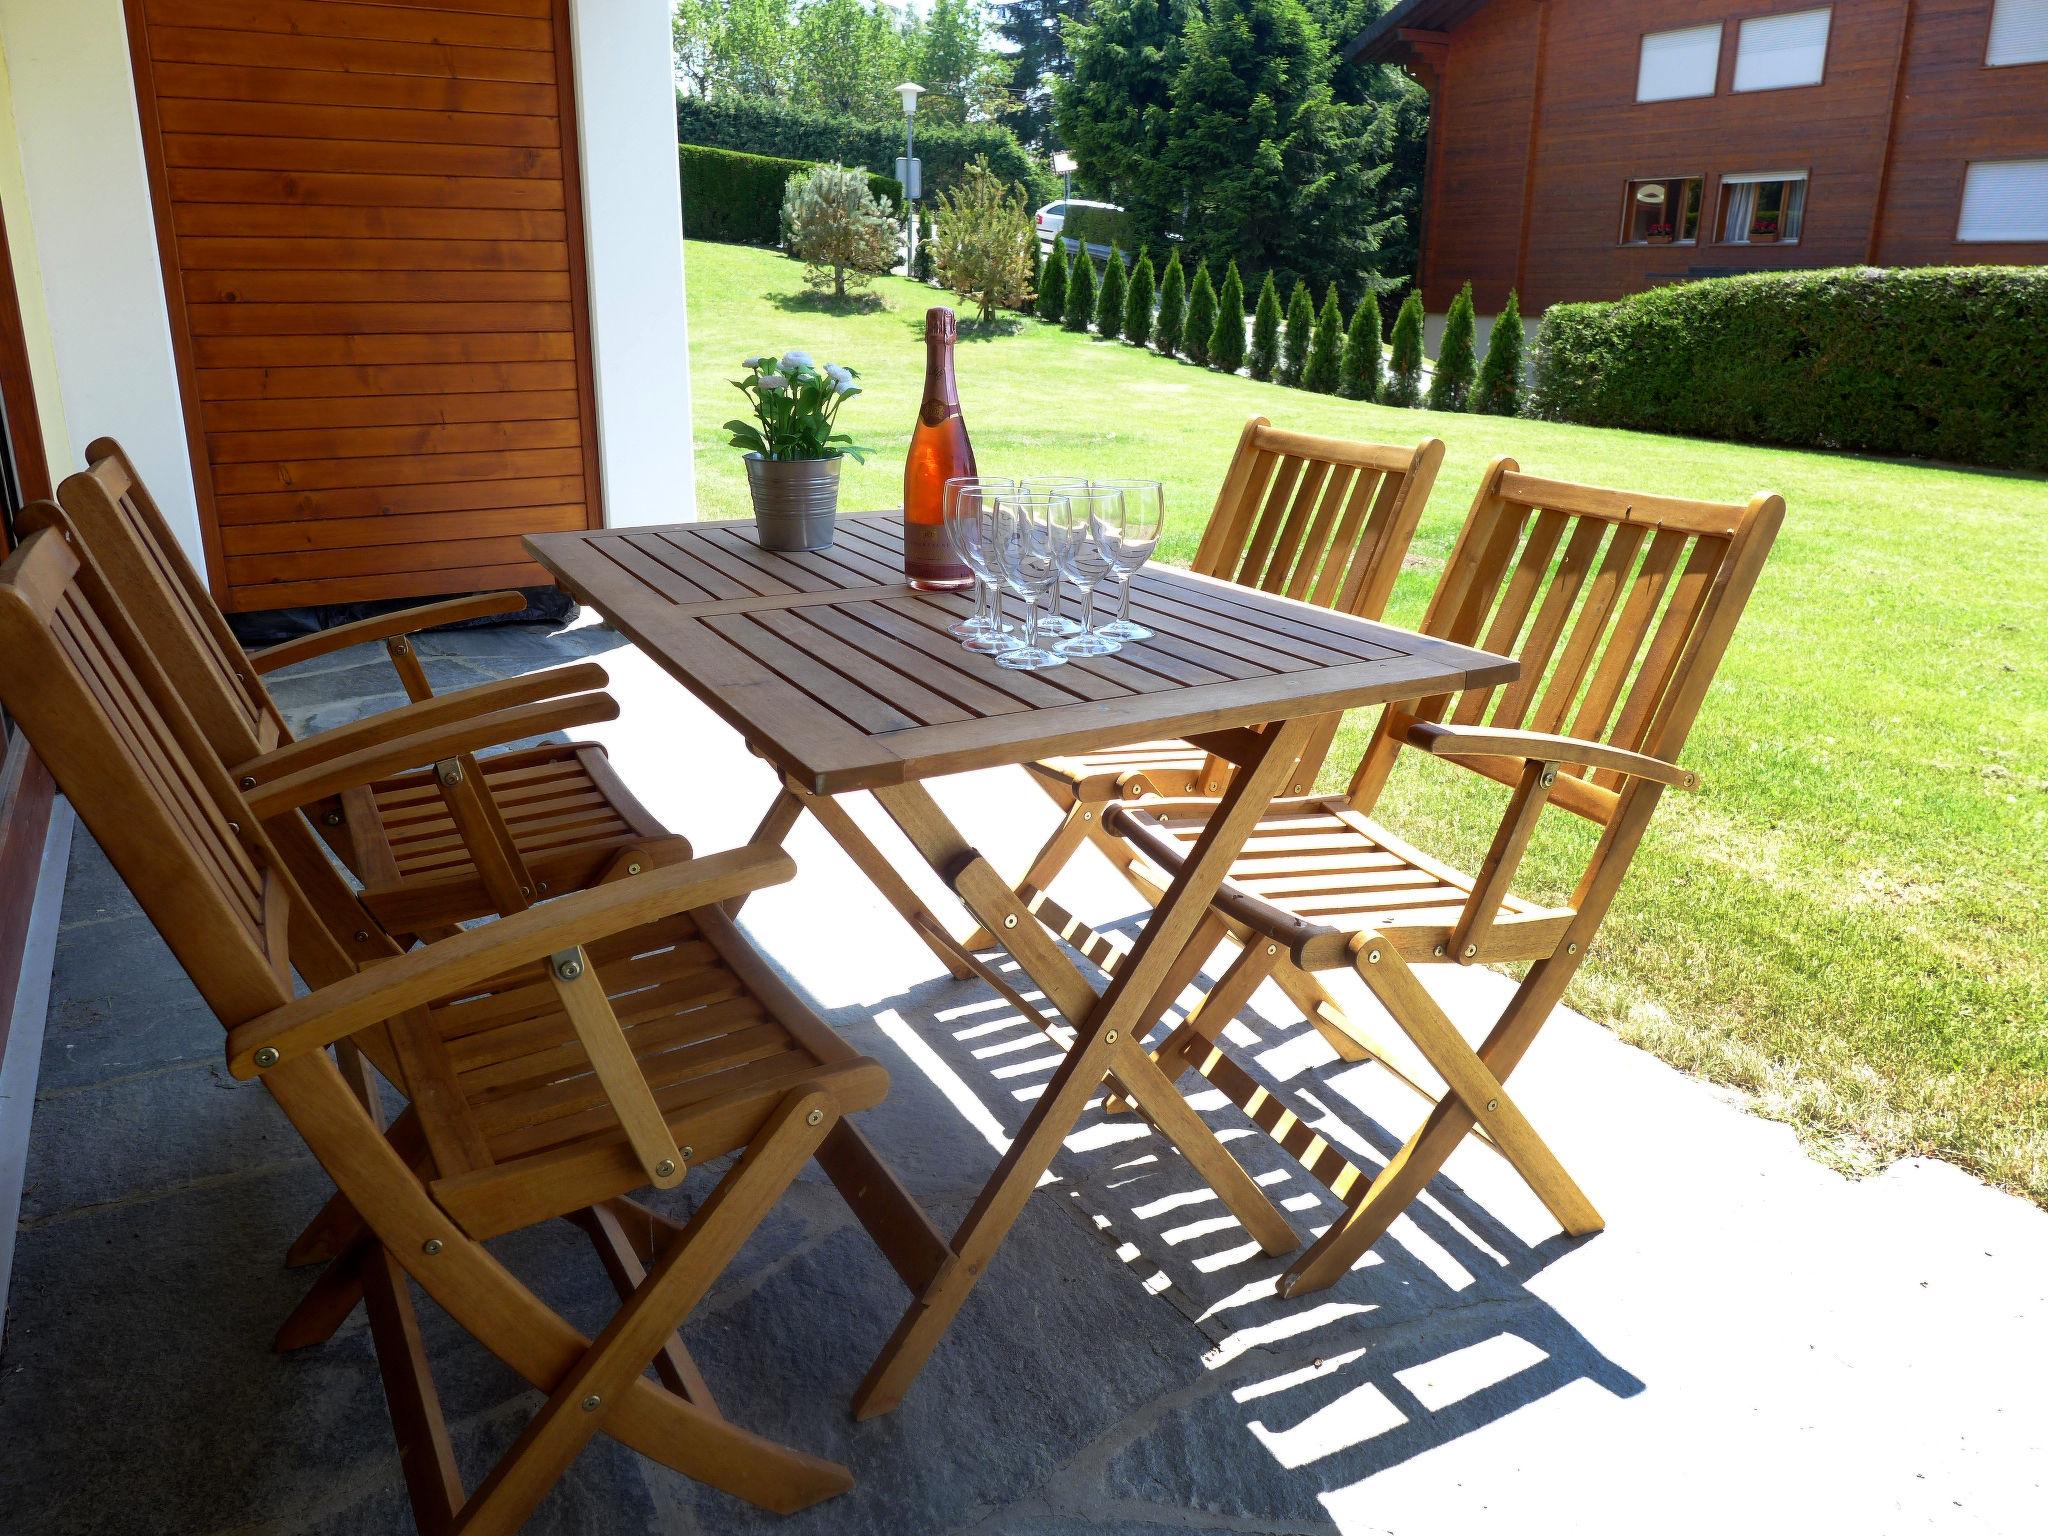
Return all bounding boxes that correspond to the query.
[527,513,1515,1416]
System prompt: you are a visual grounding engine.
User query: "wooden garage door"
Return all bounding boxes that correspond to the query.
[125,0,603,612]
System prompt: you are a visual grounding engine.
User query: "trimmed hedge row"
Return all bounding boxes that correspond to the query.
[679,144,900,247]
[1530,266,2048,470]
[677,94,1055,208]
[1060,205,1138,252]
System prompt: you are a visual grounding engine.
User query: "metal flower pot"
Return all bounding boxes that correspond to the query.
[745,454,840,552]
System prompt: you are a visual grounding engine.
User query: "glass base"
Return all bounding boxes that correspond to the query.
[949,613,1000,640]
[1097,618,1154,642]
[1038,614,1081,638]
[995,645,1067,671]
[961,629,1015,654]
[1055,632,1121,657]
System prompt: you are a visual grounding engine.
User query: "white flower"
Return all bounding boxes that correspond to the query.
[742,355,765,367]
[781,350,813,372]
[825,364,853,389]
[758,373,789,391]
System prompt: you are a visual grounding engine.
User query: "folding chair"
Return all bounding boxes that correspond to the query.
[48,440,684,933]
[1108,459,1784,1296]
[0,521,937,1528]
[958,418,1445,959]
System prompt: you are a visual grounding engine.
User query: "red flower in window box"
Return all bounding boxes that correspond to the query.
[1749,215,1780,244]
[1646,223,1675,245]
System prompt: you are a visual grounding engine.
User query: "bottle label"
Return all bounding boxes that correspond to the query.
[903,519,968,578]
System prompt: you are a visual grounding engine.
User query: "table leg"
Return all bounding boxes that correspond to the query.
[850,715,1318,1418]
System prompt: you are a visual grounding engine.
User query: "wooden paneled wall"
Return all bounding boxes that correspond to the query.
[125,0,604,611]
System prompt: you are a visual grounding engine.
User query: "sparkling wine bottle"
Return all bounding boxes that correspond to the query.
[903,306,975,589]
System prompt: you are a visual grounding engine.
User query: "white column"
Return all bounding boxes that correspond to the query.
[567,0,696,527]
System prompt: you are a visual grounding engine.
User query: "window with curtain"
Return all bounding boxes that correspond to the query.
[1987,0,2048,66]
[1958,160,2048,241]
[1620,178,1704,243]
[1637,23,1724,101]
[1734,8,1832,91]
[1718,174,1808,242]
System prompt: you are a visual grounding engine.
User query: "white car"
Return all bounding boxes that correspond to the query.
[1034,198,1120,247]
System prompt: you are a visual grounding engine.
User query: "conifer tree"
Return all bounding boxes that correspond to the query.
[1471,289,1525,415]
[1036,243,1067,323]
[1278,279,1314,387]
[1247,272,1282,381]
[1385,291,1425,406]
[1337,289,1383,401]
[1427,280,1478,411]
[1028,244,1045,313]
[1096,243,1128,338]
[1123,250,1157,345]
[1183,259,1217,367]
[1210,260,1246,372]
[1302,283,1344,393]
[1063,248,1096,331]
[1153,249,1187,357]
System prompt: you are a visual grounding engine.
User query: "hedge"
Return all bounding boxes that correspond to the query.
[1530,266,2048,471]
[676,94,1055,208]
[678,144,900,247]
[1060,205,1138,253]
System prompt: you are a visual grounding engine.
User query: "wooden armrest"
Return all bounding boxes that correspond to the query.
[233,663,609,790]
[226,845,798,1077]
[248,591,526,673]
[1404,722,1699,790]
[244,692,617,818]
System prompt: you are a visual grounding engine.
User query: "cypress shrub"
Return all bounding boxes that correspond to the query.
[1123,250,1157,346]
[1428,281,1479,411]
[1036,243,1068,323]
[1025,244,1045,314]
[1064,248,1096,332]
[1303,284,1344,394]
[1472,290,1525,415]
[1248,273,1282,381]
[1183,260,1217,368]
[1338,290,1383,401]
[1279,280,1315,387]
[681,143,901,246]
[1154,251,1188,357]
[1211,261,1247,373]
[1096,243,1127,339]
[1386,293,1426,406]
[913,209,935,282]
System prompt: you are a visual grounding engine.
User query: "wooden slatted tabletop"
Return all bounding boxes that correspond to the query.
[527,514,1516,794]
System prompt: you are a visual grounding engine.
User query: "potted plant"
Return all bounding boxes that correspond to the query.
[1645,222,1676,246]
[1749,215,1780,244]
[725,351,868,551]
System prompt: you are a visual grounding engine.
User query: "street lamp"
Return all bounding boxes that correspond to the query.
[894,82,924,275]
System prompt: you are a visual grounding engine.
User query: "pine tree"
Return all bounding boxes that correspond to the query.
[1183,260,1217,368]
[1279,279,1315,387]
[1153,250,1187,357]
[1028,244,1045,313]
[1337,289,1383,401]
[1095,244,1128,339]
[1036,243,1068,323]
[1471,289,1525,415]
[1303,283,1344,394]
[1247,272,1282,381]
[1063,248,1096,331]
[914,209,936,282]
[1123,250,1157,345]
[1210,261,1246,373]
[1427,280,1477,411]
[1385,291,1425,406]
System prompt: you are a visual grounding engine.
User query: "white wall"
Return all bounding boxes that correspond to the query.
[569,0,697,528]
[0,0,200,559]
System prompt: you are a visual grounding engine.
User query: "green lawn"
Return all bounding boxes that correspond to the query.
[684,239,2048,1203]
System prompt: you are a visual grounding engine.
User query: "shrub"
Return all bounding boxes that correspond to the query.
[1530,266,2048,468]
[1184,260,1217,367]
[1036,243,1068,322]
[913,209,935,282]
[681,144,899,246]
[1154,251,1187,357]
[1279,280,1314,387]
[1427,281,1478,410]
[931,158,1036,322]
[1338,290,1382,401]
[782,163,898,299]
[677,94,1054,207]
[1064,248,1096,331]
[1386,292,1426,406]
[1211,261,1247,373]
[1024,244,1044,314]
[1472,289,1525,416]
[1303,284,1344,394]
[1248,273,1282,381]
[1096,243,1128,338]
[1124,250,1157,345]
[1061,205,1139,252]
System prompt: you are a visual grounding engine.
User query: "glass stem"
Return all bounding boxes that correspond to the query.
[1079,583,1098,638]
[1024,592,1040,655]
[1116,574,1135,625]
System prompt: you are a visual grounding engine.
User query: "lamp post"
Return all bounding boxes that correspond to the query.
[894,82,925,276]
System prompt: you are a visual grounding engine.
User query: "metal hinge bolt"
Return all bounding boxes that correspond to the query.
[552,950,585,982]
[253,1047,279,1069]
[422,1238,444,1256]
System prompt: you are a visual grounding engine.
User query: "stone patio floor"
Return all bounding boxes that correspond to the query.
[2,617,2044,1536]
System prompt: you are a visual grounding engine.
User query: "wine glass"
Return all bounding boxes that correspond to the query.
[943,476,1016,648]
[1049,487,1123,658]
[1090,479,1164,642]
[1020,476,1091,637]
[987,492,1068,671]
[946,488,1017,655]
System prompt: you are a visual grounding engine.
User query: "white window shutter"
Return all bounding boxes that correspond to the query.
[1987,0,2048,66]
[1959,160,2048,242]
[1733,8,1832,91]
[1637,23,1724,101]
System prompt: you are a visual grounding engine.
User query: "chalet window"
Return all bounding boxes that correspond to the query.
[1718,172,1807,243]
[1621,178,1703,244]
[1733,7,1832,91]
[1958,160,2048,241]
[1986,0,2048,66]
[1637,23,1723,101]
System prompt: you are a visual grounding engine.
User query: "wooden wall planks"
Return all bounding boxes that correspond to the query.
[125,0,603,611]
